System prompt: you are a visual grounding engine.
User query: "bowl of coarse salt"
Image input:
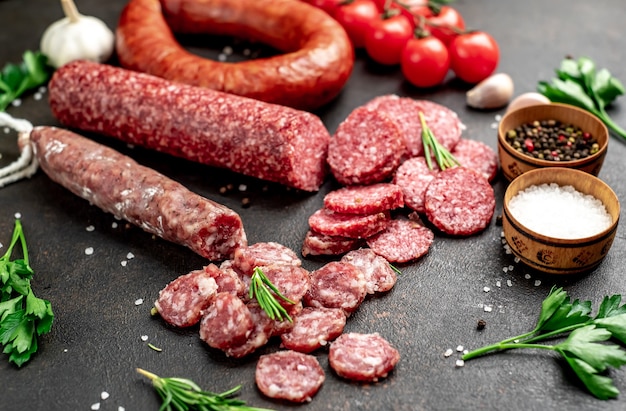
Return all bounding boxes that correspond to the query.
[498,103,609,181]
[502,167,620,275]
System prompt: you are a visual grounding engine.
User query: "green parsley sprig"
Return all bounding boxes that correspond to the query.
[538,56,626,140]
[419,111,460,171]
[0,50,53,111]
[136,368,275,411]
[463,286,626,399]
[0,219,54,367]
[249,267,295,322]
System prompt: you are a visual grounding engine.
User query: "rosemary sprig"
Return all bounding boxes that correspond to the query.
[136,368,275,411]
[419,111,460,171]
[249,267,295,322]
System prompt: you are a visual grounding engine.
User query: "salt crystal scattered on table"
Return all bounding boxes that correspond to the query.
[483,287,490,292]
[34,92,42,100]
[14,212,21,219]
[508,265,514,271]
[91,403,100,410]
[507,279,513,287]
[495,114,502,121]
[490,122,498,129]
[218,54,227,62]
[484,306,493,313]
[141,335,149,342]
[86,225,95,232]
[222,46,233,55]
[119,407,125,411]
[127,252,135,260]
[503,266,508,273]
[38,86,47,93]
[135,298,144,306]
[524,274,531,280]
[509,183,612,239]
[101,392,109,400]
[238,184,247,191]
[112,222,118,229]
[514,257,520,263]
[85,247,94,255]
[496,280,502,288]
[455,359,465,368]
[11,99,21,107]
[120,260,127,267]
[444,348,454,357]
[534,280,542,287]
[456,345,464,352]
[3,127,10,134]
[463,350,469,355]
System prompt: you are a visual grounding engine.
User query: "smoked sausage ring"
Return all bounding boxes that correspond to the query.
[115,0,355,111]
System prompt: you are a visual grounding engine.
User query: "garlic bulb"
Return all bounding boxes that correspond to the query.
[40,0,114,68]
[466,73,514,109]
[506,92,551,113]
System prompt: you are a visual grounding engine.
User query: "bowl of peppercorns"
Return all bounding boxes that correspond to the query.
[497,103,609,181]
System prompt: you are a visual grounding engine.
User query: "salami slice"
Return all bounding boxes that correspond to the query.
[424,167,495,236]
[301,230,362,257]
[308,208,390,239]
[393,156,439,213]
[258,264,311,306]
[323,183,404,215]
[451,139,499,182]
[271,302,304,337]
[199,292,254,350]
[154,269,218,327]
[327,106,405,185]
[224,301,274,358]
[256,350,325,403]
[328,333,400,382]
[341,248,397,293]
[304,261,367,316]
[364,95,462,157]
[233,242,301,276]
[366,219,434,263]
[281,307,347,353]
[203,263,246,297]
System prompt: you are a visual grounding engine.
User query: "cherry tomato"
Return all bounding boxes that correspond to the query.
[301,0,342,16]
[365,14,413,65]
[334,0,380,48]
[448,31,499,84]
[425,6,465,46]
[401,36,450,88]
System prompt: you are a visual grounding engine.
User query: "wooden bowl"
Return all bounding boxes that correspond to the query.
[502,168,620,275]
[498,103,609,181]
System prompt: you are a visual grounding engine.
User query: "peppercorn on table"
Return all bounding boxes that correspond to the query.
[1,0,626,410]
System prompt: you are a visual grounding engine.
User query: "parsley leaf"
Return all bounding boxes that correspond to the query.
[0,50,53,111]
[0,219,54,366]
[463,287,626,399]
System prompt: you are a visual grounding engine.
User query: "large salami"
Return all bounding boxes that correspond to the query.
[47,61,330,192]
[29,126,247,261]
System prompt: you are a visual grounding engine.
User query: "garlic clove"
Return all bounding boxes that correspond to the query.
[506,92,551,113]
[466,73,514,109]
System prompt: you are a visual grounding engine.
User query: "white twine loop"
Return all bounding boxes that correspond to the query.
[0,112,38,188]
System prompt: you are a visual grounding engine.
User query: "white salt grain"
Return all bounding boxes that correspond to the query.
[444,348,454,357]
[495,280,502,288]
[135,298,144,306]
[456,345,464,352]
[534,280,542,287]
[127,252,135,260]
[524,274,531,280]
[101,392,109,400]
[11,99,21,107]
[112,222,118,229]
[507,279,513,287]
[120,260,127,267]
[484,306,493,313]
[85,247,94,255]
[86,225,95,232]
[455,359,465,367]
[91,403,100,410]
[483,287,490,293]
[141,335,149,342]
[509,183,612,239]
[119,407,125,411]
[14,212,21,219]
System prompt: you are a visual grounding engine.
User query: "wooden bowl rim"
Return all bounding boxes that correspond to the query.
[498,102,609,167]
[503,168,620,245]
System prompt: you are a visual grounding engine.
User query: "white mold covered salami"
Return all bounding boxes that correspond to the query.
[29,126,247,261]
[256,350,325,403]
